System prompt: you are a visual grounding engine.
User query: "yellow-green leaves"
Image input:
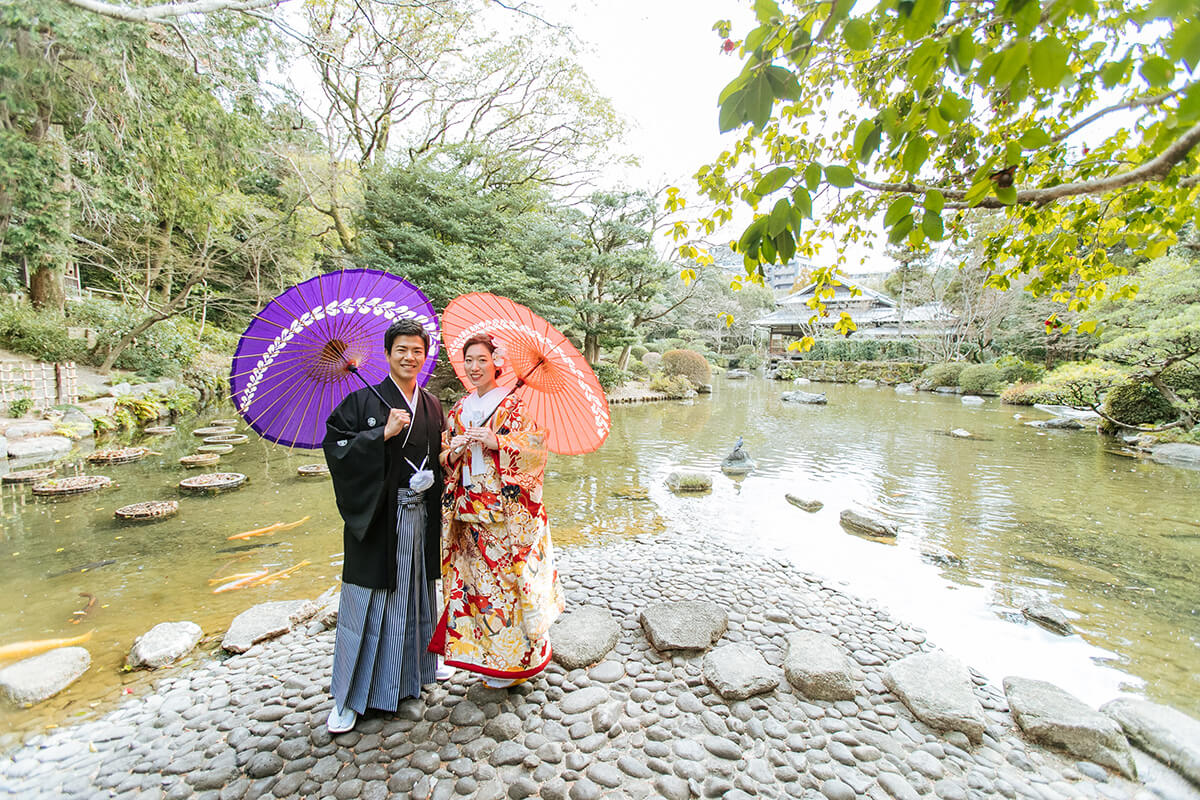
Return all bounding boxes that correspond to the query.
[1030,37,1069,89]
[824,164,855,188]
[903,0,943,41]
[1139,56,1174,87]
[843,18,872,51]
[902,137,929,174]
[754,166,794,196]
[854,119,882,162]
[884,196,914,227]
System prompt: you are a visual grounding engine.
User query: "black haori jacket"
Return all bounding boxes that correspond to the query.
[323,378,444,590]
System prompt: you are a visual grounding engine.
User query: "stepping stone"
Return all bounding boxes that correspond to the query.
[222,599,316,653]
[314,586,339,628]
[1004,677,1136,778]
[1021,602,1073,635]
[0,647,90,706]
[781,390,827,404]
[884,651,986,744]
[783,631,856,701]
[785,494,823,512]
[640,601,727,652]
[550,606,619,669]
[127,621,202,669]
[6,436,73,461]
[703,644,780,700]
[840,509,898,538]
[1102,698,1200,784]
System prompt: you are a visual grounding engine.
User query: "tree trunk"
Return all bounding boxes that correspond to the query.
[100,311,165,373]
[328,204,356,254]
[29,123,70,313]
[1149,371,1196,429]
[584,332,599,365]
[616,344,632,371]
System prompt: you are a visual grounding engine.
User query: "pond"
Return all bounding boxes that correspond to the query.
[1,377,1197,747]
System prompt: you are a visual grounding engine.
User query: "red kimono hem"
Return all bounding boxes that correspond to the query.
[428,606,552,679]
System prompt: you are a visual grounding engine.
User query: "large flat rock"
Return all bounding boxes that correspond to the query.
[127,621,202,669]
[550,606,620,669]
[781,390,827,405]
[884,651,986,743]
[1150,442,1200,469]
[1004,677,1136,778]
[640,601,727,652]
[0,647,91,706]
[6,436,73,461]
[2,421,57,441]
[1102,697,1200,784]
[783,631,856,701]
[703,644,780,700]
[222,600,316,654]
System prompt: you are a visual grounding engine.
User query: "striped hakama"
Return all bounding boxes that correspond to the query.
[330,488,436,714]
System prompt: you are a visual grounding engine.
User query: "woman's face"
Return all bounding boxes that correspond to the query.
[463,344,497,390]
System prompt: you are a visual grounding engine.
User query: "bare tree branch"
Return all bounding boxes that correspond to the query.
[58,0,286,23]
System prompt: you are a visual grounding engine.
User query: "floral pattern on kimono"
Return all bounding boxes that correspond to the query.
[428,392,565,678]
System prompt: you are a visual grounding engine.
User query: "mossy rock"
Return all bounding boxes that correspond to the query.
[666,471,712,493]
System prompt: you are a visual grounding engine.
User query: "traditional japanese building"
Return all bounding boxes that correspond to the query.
[753,282,958,354]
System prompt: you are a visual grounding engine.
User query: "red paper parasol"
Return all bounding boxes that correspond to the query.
[440,293,611,455]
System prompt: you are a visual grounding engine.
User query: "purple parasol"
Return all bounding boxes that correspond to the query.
[229,269,439,449]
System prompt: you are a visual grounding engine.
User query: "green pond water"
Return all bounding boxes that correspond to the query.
[1,378,1198,747]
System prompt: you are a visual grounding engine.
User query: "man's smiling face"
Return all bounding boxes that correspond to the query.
[387,335,426,385]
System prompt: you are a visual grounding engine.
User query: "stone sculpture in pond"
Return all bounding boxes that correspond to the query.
[720,436,755,476]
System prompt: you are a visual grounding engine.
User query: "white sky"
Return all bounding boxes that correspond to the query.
[554,0,890,273]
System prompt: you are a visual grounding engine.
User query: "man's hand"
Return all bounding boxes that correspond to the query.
[383,408,411,440]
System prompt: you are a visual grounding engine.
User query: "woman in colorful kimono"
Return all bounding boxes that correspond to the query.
[428,332,565,687]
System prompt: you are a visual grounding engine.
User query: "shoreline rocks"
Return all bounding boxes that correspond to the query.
[0,647,91,707]
[884,651,987,744]
[783,631,856,701]
[222,599,317,653]
[1022,601,1074,636]
[549,607,620,670]
[1102,698,1200,784]
[1005,676,1137,778]
[127,621,203,669]
[784,494,823,512]
[640,600,727,652]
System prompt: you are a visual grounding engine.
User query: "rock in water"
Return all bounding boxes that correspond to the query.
[961,395,984,405]
[894,383,916,394]
[781,390,827,405]
[785,494,823,513]
[222,599,317,653]
[783,631,856,701]
[1004,677,1136,778]
[857,379,878,388]
[950,428,973,438]
[703,644,780,700]
[1026,417,1086,430]
[1149,442,1200,469]
[720,437,755,476]
[884,651,986,743]
[725,370,750,380]
[666,471,712,493]
[919,543,962,566]
[550,606,620,669]
[1101,698,1200,785]
[127,621,203,669]
[640,601,727,652]
[0,647,91,706]
[1021,602,1074,635]
[839,509,898,538]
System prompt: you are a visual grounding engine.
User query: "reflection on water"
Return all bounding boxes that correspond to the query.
[1,377,1198,745]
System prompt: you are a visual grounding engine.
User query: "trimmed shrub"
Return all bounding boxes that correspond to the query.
[1102,380,1177,431]
[740,352,764,370]
[592,361,628,392]
[648,373,694,398]
[993,355,1044,385]
[958,364,1005,395]
[630,344,649,360]
[0,303,87,363]
[661,349,712,385]
[999,361,1125,406]
[1163,362,1200,400]
[795,338,921,362]
[921,361,968,389]
[628,359,649,378]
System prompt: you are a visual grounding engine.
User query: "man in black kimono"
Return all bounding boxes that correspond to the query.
[322,318,445,733]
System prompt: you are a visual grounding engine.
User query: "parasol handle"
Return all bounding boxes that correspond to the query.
[482,356,546,426]
[346,364,393,410]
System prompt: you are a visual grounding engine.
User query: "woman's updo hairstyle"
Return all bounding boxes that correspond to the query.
[461,333,504,379]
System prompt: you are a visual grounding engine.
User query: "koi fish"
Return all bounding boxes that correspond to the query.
[46,559,116,579]
[0,630,93,662]
[227,515,311,541]
[216,542,282,554]
[212,569,269,593]
[69,592,96,625]
[245,560,311,588]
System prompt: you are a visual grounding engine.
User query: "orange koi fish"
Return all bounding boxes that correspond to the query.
[227,515,311,541]
[0,630,93,663]
[212,569,269,593]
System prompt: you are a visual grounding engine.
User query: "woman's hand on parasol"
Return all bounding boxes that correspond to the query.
[383,409,411,440]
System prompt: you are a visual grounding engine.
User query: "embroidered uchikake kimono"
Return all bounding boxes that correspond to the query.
[427,390,565,680]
